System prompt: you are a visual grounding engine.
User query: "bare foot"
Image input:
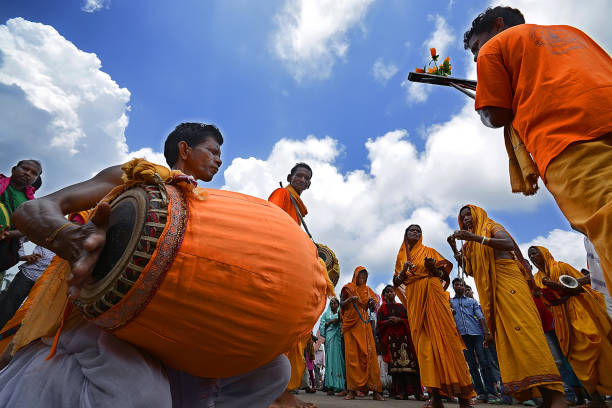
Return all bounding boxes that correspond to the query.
[373,392,385,401]
[344,390,356,400]
[269,391,317,408]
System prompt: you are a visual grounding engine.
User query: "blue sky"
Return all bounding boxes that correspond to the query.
[1,0,609,296]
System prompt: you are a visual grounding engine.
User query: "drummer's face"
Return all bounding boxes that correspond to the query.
[185,137,222,182]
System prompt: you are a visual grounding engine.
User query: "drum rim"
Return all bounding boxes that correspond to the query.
[78,189,149,302]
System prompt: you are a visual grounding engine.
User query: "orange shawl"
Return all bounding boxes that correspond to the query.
[340,266,376,334]
[393,236,452,332]
[268,185,307,225]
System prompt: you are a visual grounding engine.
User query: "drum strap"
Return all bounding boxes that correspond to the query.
[288,191,314,242]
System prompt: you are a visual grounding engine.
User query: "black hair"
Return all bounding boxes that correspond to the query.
[16,159,42,174]
[164,122,223,168]
[289,162,312,178]
[452,277,465,285]
[383,284,394,292]
[463,6,525,49]
[31,176,42,190]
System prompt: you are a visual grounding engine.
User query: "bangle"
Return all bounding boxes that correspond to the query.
[481,236,488,245]
[45,222,74,244]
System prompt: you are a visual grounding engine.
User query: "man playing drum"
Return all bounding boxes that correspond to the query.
[2,123,299,407]
[464,6,612,291]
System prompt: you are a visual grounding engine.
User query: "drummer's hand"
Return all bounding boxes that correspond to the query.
[349,296,359,303]
[64,203,111,299]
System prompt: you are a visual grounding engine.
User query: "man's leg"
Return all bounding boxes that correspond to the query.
[472,335,497,397]
[215,354,291,408]
[0,272,35,329]
[461,335,486,397]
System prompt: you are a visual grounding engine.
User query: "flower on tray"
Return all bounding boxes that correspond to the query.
[416,48,452,76]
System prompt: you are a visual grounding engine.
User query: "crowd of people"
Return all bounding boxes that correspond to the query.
[0,3,610,408]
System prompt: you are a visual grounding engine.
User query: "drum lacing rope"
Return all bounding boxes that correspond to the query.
[153,173,169,205]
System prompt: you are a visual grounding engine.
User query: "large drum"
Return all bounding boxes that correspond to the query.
[74,184,327,378]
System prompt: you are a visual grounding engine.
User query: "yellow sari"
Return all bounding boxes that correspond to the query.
[394,237,474,398]
[460,205,563,400]
[533,246,612,395]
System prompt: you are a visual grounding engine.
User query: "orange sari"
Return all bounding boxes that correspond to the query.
[340,267,381,392]
[394,237,474,398]
[460,205,563,400]
[533,246,612,395]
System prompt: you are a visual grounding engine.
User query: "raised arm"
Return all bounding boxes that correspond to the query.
[453,228,514,251]
[12,165,123,298]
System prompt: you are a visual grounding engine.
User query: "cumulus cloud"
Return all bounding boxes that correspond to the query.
[0,18,162,195]
[222,112,554,290]
[272,0,376,81]
[404,14,455,103]
[81,0,110,13]
[371,58,398,85]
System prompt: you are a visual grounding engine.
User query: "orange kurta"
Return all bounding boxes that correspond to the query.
[269,184,311,390]
[533,247,612,395]
[460,205,563,400]
[394,238,474,398]
[268,186,307,226]
[340,267,381,392]
[475,24,612,179]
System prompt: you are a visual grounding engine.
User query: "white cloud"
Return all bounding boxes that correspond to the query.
[371,58,398,85]
[272,0,376,81]
[81,0,110,13]
[0,18,162,195]
[519,229,587,271]
[404,14,455,104]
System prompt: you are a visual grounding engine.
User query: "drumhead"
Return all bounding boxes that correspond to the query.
[76,185,168,318]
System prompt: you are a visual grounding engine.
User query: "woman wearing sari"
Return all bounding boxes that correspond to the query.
[319,298,346,395]
[393,224,475,408]
[376,285,424,400]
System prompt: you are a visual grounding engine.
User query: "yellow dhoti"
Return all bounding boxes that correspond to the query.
[286,333,310,390]
[545,133,612,292]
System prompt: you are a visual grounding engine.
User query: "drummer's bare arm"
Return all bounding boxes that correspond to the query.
[477,106,513,128]
[12,165,123,298]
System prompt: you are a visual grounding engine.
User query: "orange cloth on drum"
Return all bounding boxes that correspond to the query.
[460,205,563,399]
[113,187,327,378]
[475,24,612,179]
[286,332,311,391]
[544,133,612,293]
[268,185,307,226]
[394,237,474,398]
[533,247,612,395]
[340,267,381,392]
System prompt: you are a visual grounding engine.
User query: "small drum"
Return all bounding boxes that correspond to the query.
[74,184,327,378]
[316,243,340,287]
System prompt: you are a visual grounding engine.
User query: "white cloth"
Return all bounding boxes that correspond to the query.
[17,245,55,281]
[584,236,609,296]
[0,321,290,408]
[0,321,171,408]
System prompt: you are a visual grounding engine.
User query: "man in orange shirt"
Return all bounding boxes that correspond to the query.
[268,162,316,408]
[464,6,612,292]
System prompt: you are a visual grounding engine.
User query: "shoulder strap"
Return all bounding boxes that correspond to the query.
[288,191,314,241]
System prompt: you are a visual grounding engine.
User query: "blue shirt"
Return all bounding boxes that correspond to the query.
[450,295,485,336]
